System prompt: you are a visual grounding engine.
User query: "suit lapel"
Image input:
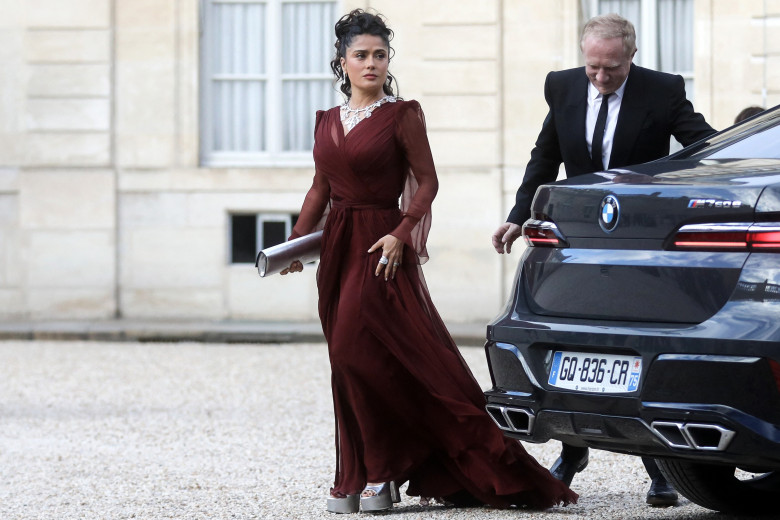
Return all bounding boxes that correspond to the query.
[560,71,591,167]
[611,64,650,168]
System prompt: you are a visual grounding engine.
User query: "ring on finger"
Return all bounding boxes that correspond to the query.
[379,256,389,265]
[393,262,400,267]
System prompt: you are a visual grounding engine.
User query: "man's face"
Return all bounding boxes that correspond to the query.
[583,35,634,95]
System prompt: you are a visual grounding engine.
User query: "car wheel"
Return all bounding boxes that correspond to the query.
[656,458,780,514]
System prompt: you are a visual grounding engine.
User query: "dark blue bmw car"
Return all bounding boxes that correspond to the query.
[484,105,780,514]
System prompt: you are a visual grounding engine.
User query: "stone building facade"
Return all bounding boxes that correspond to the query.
[0,0,776,323]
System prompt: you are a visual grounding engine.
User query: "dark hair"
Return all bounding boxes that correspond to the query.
[330,9,396,99]
[734,105,764,124]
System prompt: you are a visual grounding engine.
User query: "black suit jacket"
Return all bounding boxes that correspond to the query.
[507,63,716,224]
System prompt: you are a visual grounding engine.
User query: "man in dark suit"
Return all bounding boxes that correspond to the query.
[491,13,716,506]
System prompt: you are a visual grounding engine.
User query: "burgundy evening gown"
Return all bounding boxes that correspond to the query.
[290,99,577,509]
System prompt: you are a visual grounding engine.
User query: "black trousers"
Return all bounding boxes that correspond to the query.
[561,444,664,481]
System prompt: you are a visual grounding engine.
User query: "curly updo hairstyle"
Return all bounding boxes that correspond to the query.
[330,9,397,100]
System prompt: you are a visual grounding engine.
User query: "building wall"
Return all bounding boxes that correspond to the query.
[695,0,780,129]
[385,1,503,321]
[0,0,776,323]
[1,0,116,319]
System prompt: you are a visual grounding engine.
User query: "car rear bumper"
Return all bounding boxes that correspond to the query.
[484,320,780,470]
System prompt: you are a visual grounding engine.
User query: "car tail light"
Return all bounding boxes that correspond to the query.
[522,219,568,247]
[749,225,780,249]
[769,359,780,394]
[670,223,780,251]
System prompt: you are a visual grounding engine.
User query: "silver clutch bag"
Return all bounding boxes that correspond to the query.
[255,230,323,277]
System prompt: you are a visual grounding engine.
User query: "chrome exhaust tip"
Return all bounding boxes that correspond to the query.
[486,405,535,434]
[651,420,735,451]
[486,404,511,430]
[684,423,736,451]
[651,421,692,449]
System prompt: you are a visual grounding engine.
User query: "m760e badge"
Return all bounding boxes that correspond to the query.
[688,198,743,209]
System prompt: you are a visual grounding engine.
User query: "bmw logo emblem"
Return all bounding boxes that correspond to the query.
[599,195,620,232]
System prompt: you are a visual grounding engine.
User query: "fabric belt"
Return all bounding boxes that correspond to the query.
[330,200,397,210]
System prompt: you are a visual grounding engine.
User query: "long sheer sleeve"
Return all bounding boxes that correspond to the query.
[392,100,438,264]
[290,111,331,240]
[290,167,330,239]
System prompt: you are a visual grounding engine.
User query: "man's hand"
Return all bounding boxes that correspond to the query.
[491,222,522,254]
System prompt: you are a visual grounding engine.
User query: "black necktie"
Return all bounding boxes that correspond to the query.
[591,92,612,171]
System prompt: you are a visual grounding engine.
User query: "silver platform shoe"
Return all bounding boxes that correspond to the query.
[360,481,400,512]
[326,494,359,514]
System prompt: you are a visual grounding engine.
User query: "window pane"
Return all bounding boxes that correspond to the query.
[209,2,266,154]
[282,2,336,74]
[231,215,257,263]
[282,79,332,151]
[598,0,641,27]
[213,80,265,151]
[657,0,693,74]
[212,3,265,75]
[281,2,338,151]
[203,1,338,162]
[262,220,288,249]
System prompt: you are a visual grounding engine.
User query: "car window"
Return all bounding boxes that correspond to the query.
[698,123,780,160]
[671,108,780,162]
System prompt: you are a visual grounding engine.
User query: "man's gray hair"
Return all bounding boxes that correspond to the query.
[580,13,637,57]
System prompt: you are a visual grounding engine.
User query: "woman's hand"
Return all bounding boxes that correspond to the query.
[368,234,404,280]
[280,260,303,275]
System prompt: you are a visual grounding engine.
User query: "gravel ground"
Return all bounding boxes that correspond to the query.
[0,340,764,519]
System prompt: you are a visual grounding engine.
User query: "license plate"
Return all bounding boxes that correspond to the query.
[548,351,642,393]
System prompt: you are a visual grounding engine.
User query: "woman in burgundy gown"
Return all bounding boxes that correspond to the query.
[282,9,577,514]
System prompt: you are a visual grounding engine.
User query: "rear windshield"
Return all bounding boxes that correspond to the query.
[675,110,780,161]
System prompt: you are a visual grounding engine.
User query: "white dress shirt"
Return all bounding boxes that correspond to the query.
[586,77,628,170]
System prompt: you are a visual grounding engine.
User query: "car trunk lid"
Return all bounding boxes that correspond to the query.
[521,160,776,323]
